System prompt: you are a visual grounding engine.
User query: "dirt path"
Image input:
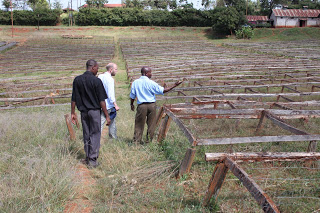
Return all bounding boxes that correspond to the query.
[64,164,96,213]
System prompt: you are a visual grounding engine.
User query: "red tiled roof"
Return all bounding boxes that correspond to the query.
[246,15,268,22]
[104,4,125,8]
[81,3,125,8]
[272,9,320,17]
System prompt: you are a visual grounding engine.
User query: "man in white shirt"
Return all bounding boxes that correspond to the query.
[99,63,119,139]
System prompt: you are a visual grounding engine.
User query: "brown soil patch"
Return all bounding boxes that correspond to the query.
[64,164,96,213]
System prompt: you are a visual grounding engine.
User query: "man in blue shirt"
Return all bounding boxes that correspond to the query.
[130,66,182,144]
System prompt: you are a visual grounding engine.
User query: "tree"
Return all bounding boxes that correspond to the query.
[28,0,50,10]
[225,0,246,13]
[86,0,108,8]
[212,6,246,35]
[2,0,11,11]
[201,0,213,8]
[259,0,285,15]
[124,0,144,8]
[215,0,225,7]
[52,0,62,10]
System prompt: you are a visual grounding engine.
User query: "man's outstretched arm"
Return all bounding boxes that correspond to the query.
[163,80,183,93]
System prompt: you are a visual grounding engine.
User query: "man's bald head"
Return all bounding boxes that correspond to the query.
[106,63,118,76]
[141,66,152,79]
[141,66,151,75]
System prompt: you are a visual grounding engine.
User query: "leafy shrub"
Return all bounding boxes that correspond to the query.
[212,7,246,35]
[76,7,215,26]
[0,9,61,26]
[250,22,272,28]
[235,25,254,39]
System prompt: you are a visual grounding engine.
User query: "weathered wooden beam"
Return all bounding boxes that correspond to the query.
[157,92,320,101]
[270,103,293,110]
[197,135,320,146]
[307,141,317,152]
[155,106,164,127]
[163,107,197,146]
[277,95,294,102]
[264,111,308,135]
[173,82,320,92]
[256,110,266,133]
[203,161,229,206]
[166,100,320,109]
[157,114,171,142]
[0,103,69,110]
[0,94,71,102]
[177,148,196,178]
[282,85,301,93]
[205,152,320,162]
[225,158,280,213]
[170,108,320,119]
[64,114,76,141]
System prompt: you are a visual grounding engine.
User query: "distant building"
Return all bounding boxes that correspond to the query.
[269,7,320,28]
[80,3,126,9]
[63,8,75,13]
[246,15,268,25]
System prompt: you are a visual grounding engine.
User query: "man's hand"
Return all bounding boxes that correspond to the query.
[175,80,183,86]
[105,116,111,126]
[71,113,77,125]
[131,104,135,111]
[115,104,120,111]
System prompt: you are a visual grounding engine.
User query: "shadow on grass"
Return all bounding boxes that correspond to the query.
[64,140,86,160]
[203,28,228,40]
[182,198,220,212]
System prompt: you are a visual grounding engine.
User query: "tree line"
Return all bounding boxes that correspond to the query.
[1,0,319,34]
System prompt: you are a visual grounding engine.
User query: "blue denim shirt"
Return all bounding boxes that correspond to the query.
[130,76,164,104]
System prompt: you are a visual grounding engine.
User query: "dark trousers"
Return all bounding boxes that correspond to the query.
[133,103,156,143]
[81,110,101,163]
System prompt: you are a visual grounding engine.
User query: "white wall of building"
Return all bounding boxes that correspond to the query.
[270,12,320,27]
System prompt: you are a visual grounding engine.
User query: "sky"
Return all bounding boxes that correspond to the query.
[58,0,204,10]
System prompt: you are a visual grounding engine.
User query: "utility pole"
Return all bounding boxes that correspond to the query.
[246,0,248,16]
[71,0,73,26]
[10,0,13,38]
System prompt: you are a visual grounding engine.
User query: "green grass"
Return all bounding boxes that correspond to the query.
[1,26,320,212]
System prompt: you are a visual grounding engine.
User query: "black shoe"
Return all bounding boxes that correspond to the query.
[80,158,88,165]
[87,160,99,168]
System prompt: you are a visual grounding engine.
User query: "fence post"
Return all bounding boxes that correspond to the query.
[157,115,171,142]
[203,160,229,206]
[64,114,76,141]
[177,148,196,178]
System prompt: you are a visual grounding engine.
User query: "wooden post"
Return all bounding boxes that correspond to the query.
[64,114,76,141]
[177,148,196,178]
[307,140,317,152]
[75,113,80,129]
[203,161,228,206]
[155,107,164,128]
[157,115,171,142]
[225,158,280,213]
[255,110,266,133]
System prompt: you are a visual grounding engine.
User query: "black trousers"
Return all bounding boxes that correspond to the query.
[81,109,101,162]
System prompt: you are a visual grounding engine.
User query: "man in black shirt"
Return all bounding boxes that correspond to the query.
[71,59,111,168]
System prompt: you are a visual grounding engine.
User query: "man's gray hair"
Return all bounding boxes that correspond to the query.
[106,63,115,71]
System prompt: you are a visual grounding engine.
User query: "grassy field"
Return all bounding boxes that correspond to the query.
[1,26,320,212]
